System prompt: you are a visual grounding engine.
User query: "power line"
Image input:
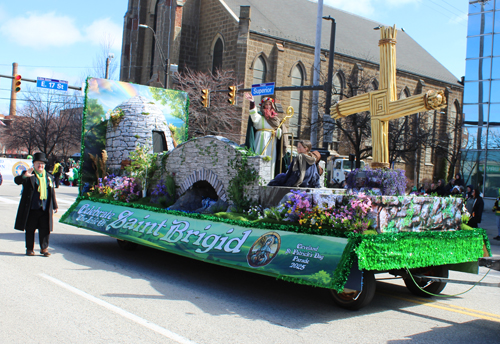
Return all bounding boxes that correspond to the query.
[0,88,84,97]
[0,97,84,104]
[426,0,467,24]
[439,0,468,16]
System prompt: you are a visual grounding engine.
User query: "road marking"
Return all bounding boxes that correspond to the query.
[39,273,198,344]
[0,196,74,205]
[381,292,500,322]
[0,196,18,204]
[57,198,76,205]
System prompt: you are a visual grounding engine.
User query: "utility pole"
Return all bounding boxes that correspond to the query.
[105,53,114,79]
[9,62,18,116]
[310,0,323,147]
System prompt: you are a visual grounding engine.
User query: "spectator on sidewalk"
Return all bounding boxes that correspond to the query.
[435,179,446,196]
[467,188,484,228]
[492,188,500,240]
[465,185,474,215]
[52,160,62,188]
[454,173,464,187]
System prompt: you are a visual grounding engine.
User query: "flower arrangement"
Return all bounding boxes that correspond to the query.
[101,107,125,126]
[90,174,140,203]
[245,205,265,220]
[109,176,141,203]
[150,175,176,207]
[298,193,374,234]
[282,190,313,222]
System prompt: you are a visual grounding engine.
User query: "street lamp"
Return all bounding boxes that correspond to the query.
[105,53,114,79]
[139,24,170,88]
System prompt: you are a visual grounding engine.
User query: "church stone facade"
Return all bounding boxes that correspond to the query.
[120,0,464,186]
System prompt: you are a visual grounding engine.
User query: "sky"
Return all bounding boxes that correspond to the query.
[0,0,469,115]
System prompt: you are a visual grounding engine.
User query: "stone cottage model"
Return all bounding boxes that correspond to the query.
[105,95,175,170]
[164,136,272,208]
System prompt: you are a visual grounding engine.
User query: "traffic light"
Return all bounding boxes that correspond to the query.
[228,86,236,105]
[201,89,210,108]
[14,74,21,93]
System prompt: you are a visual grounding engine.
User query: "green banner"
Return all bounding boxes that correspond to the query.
[61,200,349,289]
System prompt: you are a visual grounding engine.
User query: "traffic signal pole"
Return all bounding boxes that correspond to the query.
[9,62,18,116]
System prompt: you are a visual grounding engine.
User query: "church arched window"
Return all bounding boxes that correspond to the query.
[290,65,304,139]
[252,56,267,105]
[212,38,223,74]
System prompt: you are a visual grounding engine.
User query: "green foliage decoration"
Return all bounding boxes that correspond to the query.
[125,144,160,192]
[227,151,259,212]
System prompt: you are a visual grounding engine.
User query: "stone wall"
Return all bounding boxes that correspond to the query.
[163,136,270,204]
[311,191,463,233]
[260,186,463,233]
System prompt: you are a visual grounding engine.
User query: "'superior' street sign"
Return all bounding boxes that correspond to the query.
[37,77,69,91]
[251,82,275,97]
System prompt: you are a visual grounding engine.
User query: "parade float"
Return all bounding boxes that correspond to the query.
[61,26,491,310]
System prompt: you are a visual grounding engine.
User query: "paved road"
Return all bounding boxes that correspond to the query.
[0,180,499,343]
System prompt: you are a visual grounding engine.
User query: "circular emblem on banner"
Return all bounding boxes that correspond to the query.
[247,232,281,267]
[12,161,29,176]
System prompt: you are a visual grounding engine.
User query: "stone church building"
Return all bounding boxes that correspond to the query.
[119,0,464,186]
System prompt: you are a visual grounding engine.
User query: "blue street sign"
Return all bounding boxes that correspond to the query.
[251,82,275,97]
[36,77,68,91]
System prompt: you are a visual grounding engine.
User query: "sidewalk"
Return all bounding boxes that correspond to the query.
[476,208,500,256]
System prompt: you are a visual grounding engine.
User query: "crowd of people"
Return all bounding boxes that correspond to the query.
[409,173,491,232]
[49,158,80,188]
[412,173,467,197]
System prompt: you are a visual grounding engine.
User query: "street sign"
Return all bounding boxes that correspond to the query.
[251,82,275,97]
[36,77,69,91]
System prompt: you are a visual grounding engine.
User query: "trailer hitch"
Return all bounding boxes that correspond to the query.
[412,275,500,288]
[478,257,500,272]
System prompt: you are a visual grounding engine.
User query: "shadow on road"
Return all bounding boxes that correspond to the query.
[28,229,497,332]
[387,318,499,343]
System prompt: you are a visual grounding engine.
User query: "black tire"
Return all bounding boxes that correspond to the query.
[403,265,448,297]
[330,270,376,310]
[117,239,138,251]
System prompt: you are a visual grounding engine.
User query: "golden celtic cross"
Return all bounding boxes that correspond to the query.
[331,25,447,168]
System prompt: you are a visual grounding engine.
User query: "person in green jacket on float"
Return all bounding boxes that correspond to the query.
[493,189,500,240]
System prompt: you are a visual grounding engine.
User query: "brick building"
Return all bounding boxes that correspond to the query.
[120,0,464,185]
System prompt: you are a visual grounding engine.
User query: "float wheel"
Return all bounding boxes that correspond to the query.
[330,270,376,310]
[403,265,448,297]
[117,239,138,251]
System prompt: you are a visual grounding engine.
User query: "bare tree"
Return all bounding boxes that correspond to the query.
[81,34,119,81]
[4,87,82,157]
[318,65,377,166]
[388,113,433,166]
[174,68,243,143]
[3,115,37,154]
[459,125,483,187]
